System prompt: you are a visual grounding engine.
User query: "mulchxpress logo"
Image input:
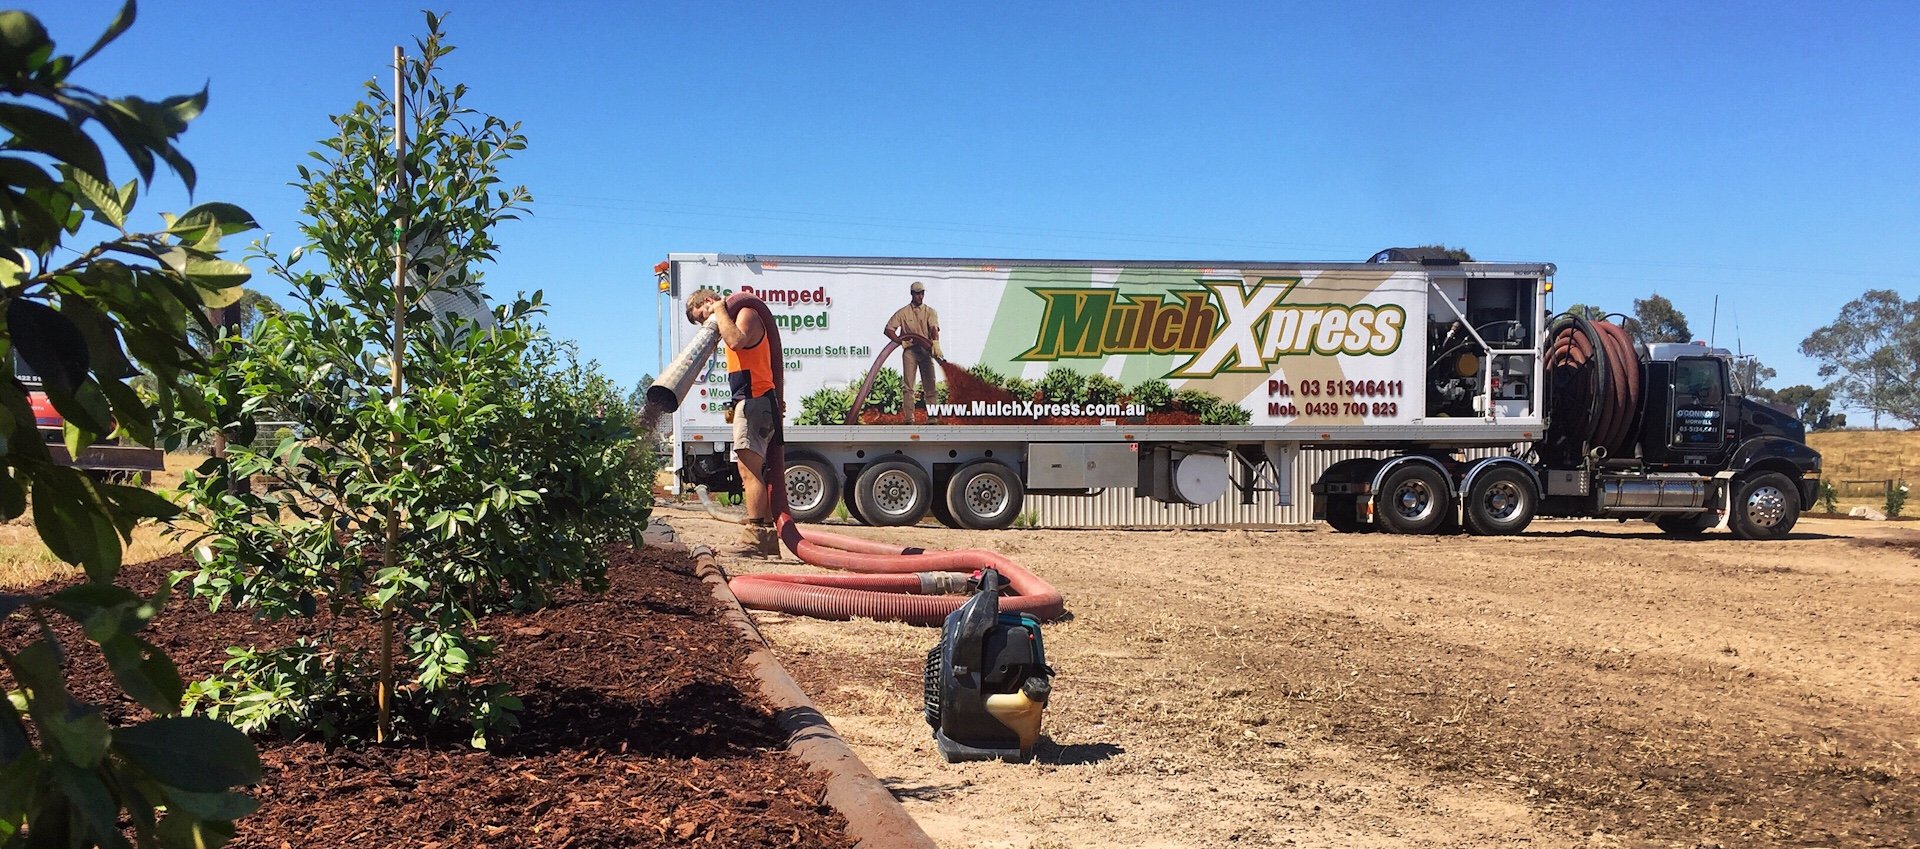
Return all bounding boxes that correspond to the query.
[1016,278,1405,377]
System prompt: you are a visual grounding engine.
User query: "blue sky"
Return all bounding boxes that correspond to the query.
[30,1,1920,402]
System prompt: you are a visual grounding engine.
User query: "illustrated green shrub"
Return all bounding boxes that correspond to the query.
[1199,399,1252,425]
[1129,379,1173,411]
[1004,376,1037,401]
[1039,366,1088,405]
[0,5,265,846]
[967,364,1008,391]
[864,368,904,415]
[796,386,855,425]
[1084,374,1125,406]
[174,15,649,748]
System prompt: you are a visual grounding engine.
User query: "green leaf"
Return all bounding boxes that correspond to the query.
[9,298,91,393]
[102,635,184,715]
[0,102,109,184]
[155,812,237,849]
[112,716,261,792]
[0,11,51,76]
[0,755,38,822]
[74,0,136,68]
[31,473,120,580]
[158,787,257,821]
[59,163,126,228]
[44,708,112,768]
[51,761,123,845]
[102,483,178,519]
[169,202,256,240]
[0,691,26,764]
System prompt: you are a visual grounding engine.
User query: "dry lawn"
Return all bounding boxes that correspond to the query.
[667,505,1920,848]
[0,453,204,588]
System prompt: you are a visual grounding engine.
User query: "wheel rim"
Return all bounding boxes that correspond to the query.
[786,465,825,513]
[964,473,1010,519]
[1482,480,1523,522]
[1745,485,1788,528]
[871,469,919,518]
[1392,478,1435,521]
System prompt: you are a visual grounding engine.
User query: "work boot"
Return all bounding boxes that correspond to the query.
[719,520,780,559]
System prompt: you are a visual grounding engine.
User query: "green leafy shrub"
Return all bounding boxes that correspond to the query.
[1128,379,1173,411]
[1004,377,1037,401]
[1199,399,1252,425]
[1039,366,1088,405]
[174,16,650,748]
[1819,479,1838,513]
[1085,374,1125,406]
[0,5,265,845]
[796,386,855,425]
[1886,481,1908,518]
[864,368,903,415]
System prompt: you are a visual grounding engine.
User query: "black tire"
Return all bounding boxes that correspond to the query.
[1727,472,1800,541]
[1374,463,1452,535]
[841,473,867,525]
[930,486,961,528]
[853,458,932,527]
[781,453,840,525]
[1654,513,1716,537]
[1323,496,1366,533]
[945,461,1024,530]
[1463,466,1537,536]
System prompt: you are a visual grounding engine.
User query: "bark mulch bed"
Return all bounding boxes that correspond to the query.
[1,545,856,849]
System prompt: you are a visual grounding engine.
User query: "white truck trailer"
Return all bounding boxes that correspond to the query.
[658,250,1819,539]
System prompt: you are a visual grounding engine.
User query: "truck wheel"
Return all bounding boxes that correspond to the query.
[1654,513,1716,537]
[1463,466,1536,536]
[1322,496,1368,533]
[782,453,840,525]
[1728,472,1800,541]
[853,458,932,527]
[1375,464,1451,535]
[945,461,1024,530]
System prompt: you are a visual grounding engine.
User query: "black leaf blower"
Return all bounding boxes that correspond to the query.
[923,568,1053,762]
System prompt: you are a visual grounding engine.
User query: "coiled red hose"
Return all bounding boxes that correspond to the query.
[1544,315,1641,459]
[716,293,1065,626]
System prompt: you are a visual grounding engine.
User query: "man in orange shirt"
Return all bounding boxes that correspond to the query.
[883,281,942,424]
[686,289,780,557]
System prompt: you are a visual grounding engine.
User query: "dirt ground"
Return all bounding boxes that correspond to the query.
[663,506,1920,849]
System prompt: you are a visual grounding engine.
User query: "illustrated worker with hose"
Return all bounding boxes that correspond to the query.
[884,280,943,424]
[685,289,781,557]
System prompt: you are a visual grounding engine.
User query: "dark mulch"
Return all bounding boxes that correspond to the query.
[1,545,855,849]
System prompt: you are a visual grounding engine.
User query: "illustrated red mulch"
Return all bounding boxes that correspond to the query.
[1,545,855,849]
[857,362,1203,426]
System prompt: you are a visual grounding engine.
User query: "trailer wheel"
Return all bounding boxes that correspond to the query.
[853,458,932,527]
[782,453,840,525]
[1375,464,1451,535]
[1322,496,1368,533]
[1463,466,1536,536]
[1728,472,1800,541]
[945,461,1024,530]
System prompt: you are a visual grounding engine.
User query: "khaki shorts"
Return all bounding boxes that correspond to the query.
[731,395,777,463]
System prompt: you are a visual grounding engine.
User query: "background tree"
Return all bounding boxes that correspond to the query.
[1753,384,1846,430]
[1626,294,1691,344]
[0,5,262,846]
[1563,303,1610,322]
[1408,244,1474,261]
[1799,289,1919,429]
[1731,355,1775,396]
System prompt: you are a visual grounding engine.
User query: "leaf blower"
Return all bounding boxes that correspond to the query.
[922,568,1052,763]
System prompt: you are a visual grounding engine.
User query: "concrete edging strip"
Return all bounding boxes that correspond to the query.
[659,537,940,849]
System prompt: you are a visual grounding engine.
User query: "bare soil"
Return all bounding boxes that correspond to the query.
[666,507,1920,848]
[2,544,854,849]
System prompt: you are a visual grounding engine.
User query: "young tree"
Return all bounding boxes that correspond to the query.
[1799,289,1920,429]
[1626,294,1691,344]
[178,15,650,747]
[0,5,261,846]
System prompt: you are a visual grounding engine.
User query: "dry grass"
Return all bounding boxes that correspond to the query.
[0,453,205,589]
[1807,430,1920,509]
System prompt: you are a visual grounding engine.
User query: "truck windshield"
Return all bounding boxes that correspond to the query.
[1673,359,1724,407]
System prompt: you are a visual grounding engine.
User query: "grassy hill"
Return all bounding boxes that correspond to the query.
[1807,430,1920,511]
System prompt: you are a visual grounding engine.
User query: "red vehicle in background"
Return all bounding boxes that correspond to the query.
[21,368,165,484]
